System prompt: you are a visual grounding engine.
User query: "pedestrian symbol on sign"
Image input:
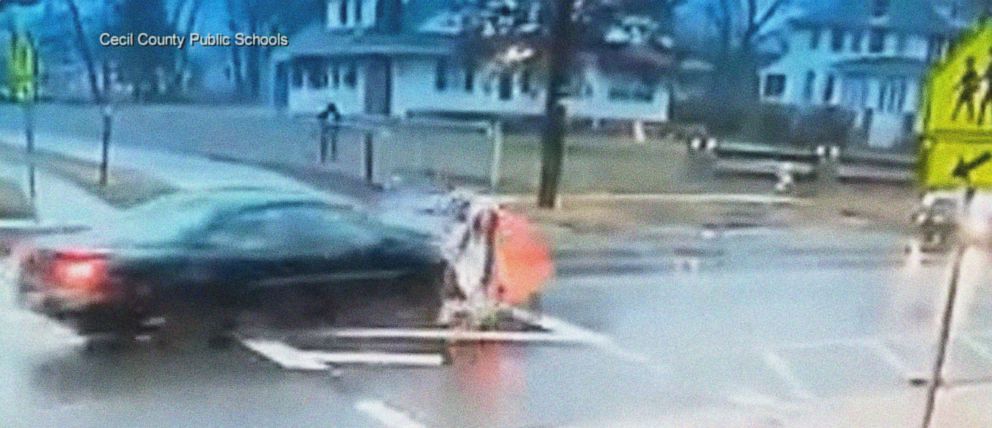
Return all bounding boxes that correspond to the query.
[920,20,992,189]
[7,33,38,103]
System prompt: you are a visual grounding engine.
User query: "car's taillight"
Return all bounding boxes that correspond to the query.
[47,251,109,293]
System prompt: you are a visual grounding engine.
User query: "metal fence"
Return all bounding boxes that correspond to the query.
[321,117,503,192]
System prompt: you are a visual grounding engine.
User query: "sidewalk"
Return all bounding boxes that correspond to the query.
[0,156,118,228]
[0,129,381,209]
[0,130,317,194]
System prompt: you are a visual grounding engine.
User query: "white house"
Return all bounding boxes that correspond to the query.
[270,0,674,125]
[759,0,966,149]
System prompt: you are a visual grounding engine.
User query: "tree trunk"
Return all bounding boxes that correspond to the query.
[246,17,261,99]
[66,0,103,104]
[537,0,575,209]
[224,0,246,99]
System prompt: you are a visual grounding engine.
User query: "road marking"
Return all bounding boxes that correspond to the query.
[496,193,807,206]
[772,336,879,350]
[326,327,595,345]
[509,308,667,375]
[960,335,992,363]
[355,399,426,428]
[762,350,816,401]
[240,339,329,370]
[240,339,444,370]
[869,341,913,375]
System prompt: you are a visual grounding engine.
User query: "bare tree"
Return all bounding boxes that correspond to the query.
[65,0,103,103]
[705,0,790,103]
[222,0,321,100]
[170,0,206,92]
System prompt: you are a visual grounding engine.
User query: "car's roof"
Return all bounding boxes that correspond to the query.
[133,188,358,214]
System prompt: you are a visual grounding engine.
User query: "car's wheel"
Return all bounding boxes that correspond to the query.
[403,271,445,327]
[336,269,445,328]
[254,287,338,329]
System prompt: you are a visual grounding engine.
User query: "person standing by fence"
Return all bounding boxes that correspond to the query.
[317,102,341,163]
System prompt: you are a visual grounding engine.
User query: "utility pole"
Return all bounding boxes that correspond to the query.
[537,0,574,209]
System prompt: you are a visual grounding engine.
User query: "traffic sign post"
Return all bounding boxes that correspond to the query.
[918,18,992,428]
[8,34,38,198]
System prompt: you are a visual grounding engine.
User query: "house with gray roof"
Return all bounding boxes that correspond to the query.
[759,0,970,149]
[270,0,676,126]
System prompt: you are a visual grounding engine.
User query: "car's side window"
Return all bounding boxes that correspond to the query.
[272,206,382,250]
[205,209,278,251]
[202,205,383,252]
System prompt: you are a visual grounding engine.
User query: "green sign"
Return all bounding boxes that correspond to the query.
[8,34,37,103]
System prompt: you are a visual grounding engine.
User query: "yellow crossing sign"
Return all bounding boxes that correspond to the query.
[919,21,992,188]
[8,33,37,103]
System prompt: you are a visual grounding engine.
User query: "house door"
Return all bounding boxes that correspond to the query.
[364,57,392,116]
[498,72,513,100]
[273,62,289,108]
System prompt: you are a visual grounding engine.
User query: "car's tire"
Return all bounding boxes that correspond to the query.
[397,268,446,327]
[254,287,338,329]
[334,269,445,328]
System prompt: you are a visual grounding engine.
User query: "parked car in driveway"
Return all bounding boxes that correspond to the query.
[912,191,962,252]
[14,188,447,343]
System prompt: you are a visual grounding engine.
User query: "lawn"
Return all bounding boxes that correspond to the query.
[495,133,777,195]
[0,143,175,209]
[0,177,33,220]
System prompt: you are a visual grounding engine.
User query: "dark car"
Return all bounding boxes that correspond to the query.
[15,189,447,342]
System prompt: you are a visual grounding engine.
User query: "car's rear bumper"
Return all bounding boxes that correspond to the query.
[20,294,138,334]
[17,276,133,334]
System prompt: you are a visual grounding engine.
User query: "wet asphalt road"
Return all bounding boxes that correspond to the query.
[2,221,992,427]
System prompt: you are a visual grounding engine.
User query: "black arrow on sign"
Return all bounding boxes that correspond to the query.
[952,151,992,180]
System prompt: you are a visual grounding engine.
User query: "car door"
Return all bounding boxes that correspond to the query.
[189,207,293,306]
[265,205,393,287]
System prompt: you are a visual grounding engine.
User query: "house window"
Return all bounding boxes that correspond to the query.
[877,81,887,110]
[498,72,513,100]
[339,0,348,25]
[927,37,945,61]
[464,65,475,92]
[896,78,907,112]
[896,34,908,54]
[435,59,448,91]
[331,62,341,88]
[842,77,869,108]
[869,29,886,53]
[608,85,654,103]
[763,74,786,98]
[851,31,864,52]
[355,0,363,25]
[830,28,845,52]
[520,68,532,94]
[872,0,890,18]
[307,60,328,89]
[877,77,907,113]
[810,28,821,50]
[292,63,304,88]
[903,113,916,135]
[803,71,815,102]
[823,74,836,104]
[343,62,357,88]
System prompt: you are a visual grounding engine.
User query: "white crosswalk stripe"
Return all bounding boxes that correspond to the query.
[758,332,992,401]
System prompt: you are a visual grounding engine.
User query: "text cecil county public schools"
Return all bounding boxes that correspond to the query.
[99,33,289,49]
